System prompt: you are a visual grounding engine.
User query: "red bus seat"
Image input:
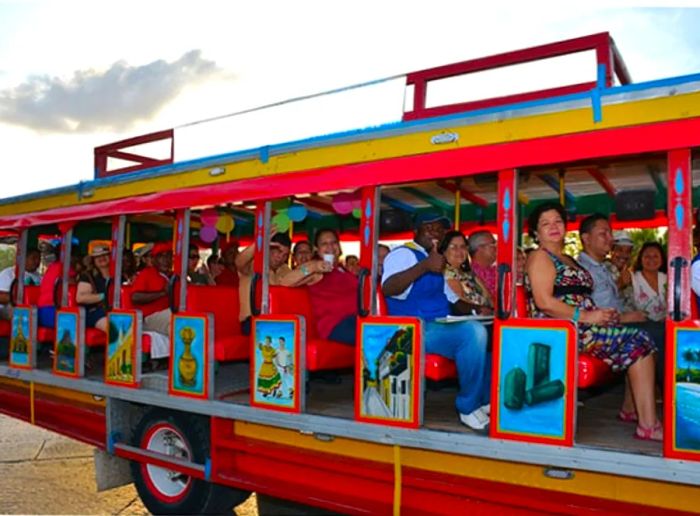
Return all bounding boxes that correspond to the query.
[268,286,354,371]
[186,285,248,362]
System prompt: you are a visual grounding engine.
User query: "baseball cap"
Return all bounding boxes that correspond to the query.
[151,242,173,256]
[613,230,633,247]
[413,210,451,230]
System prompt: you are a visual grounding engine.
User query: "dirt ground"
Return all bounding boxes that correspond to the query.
[0,413,257,515]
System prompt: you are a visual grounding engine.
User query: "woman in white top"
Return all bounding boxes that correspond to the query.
[631,242,667,322]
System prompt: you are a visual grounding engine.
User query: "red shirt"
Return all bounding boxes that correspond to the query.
[216,267,239,287]
[38,262,62,307]
[308,267,359,339]
[131,266,170,317]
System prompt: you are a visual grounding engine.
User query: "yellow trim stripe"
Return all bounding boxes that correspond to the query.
[234,422,699,513]
[393,445,401,516]
[2,91,700,218]
[29,381,35,425]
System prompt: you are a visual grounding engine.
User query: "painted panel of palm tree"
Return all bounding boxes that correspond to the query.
[53,310,84,377]
[357,319,423,428]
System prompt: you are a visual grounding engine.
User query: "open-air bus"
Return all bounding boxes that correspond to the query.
[0,32,699,514]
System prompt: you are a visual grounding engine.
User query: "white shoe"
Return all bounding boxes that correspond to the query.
[459,408,489,433]
[480,404,490,416]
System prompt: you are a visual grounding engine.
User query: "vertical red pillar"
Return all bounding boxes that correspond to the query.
[174,209,191,312]
[667,149,692,322]
[110,215,126,309]
[496,169,517,320]
[359,186,379,315]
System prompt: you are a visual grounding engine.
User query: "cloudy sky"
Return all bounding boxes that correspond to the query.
[1,1,699,198]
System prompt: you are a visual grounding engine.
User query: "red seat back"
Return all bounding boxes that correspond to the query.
[376,287,388,316]
[515,284,528,318]
[24,285,40,305]
[186,285,241,339]
[692,294,699,320]
[268,286,318,338]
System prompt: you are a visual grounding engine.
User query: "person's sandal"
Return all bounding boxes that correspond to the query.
[634,421,663,441]
[618,409,638,423]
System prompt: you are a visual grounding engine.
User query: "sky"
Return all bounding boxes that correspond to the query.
[1,1,700,199]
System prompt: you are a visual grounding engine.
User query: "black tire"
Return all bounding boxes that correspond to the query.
[130,408,250,515]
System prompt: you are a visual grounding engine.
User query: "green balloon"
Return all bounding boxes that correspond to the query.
[272,211,290,232]
[352,208,362,219]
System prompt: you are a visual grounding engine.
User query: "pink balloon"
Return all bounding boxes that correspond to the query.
[200,225,218,243]
[332,193,354,215]
[200,209,219,226]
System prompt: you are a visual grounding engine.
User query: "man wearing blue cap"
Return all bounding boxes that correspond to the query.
[381,210,491,433]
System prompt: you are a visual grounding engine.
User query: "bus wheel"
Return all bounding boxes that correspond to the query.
[130,408,250,515]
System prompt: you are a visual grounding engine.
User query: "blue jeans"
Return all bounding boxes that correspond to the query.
[38,306,56,328]
[425,320,490,415]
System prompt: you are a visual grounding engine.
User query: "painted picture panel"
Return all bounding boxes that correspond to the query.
[665,322,700,460]
[52,308,85,378]
[9,306,37,369]
[355,316,424,429]
[250,315,306,413]
[491,319,576,446]
[105,310,143,388]
[168,313,213,400]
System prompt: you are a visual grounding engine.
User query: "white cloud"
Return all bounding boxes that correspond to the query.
[0,50,227,133]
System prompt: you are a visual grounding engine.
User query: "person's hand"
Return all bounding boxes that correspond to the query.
[422,242,446,273]
[619,267,632,287]
[583,308,617,326]
[620,310,647,323]
[309,260,332,274]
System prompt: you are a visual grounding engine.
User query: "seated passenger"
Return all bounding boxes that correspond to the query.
[377,244,391,280]
[205,254,224,285]
[37,246,78,328]
[382,211,490,433]
[631,242,667,322]
[439,230,493,315]
[515,246,527,286]
[606,231,635,311]
[0,247,41,320]
[527,203,662,441]
[75,245,111,331]
[468,230,497,301]
[344,255,360,275]
[306,229,356,344]
[236,231,327,335]
[292,240,313,269]
[122,249,137,285]
[131,243,173,337]
[186,244,209,285]
[216,240,240,287]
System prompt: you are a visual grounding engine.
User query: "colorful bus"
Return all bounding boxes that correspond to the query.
[0,32,699,514]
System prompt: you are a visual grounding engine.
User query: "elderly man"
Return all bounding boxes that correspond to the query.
[468,230,497,300]
[577,213,664,383]
[605,230,635,312]
[382,211,491,433]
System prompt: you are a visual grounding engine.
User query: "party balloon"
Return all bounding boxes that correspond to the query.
[215,215,235,234]
[332,193,354,215]
[272,211,290,233]
[200,208,219,226]
[287,204,308,222]
[200,225,218,243]
[271,198,292,211]
[352,208,362,219]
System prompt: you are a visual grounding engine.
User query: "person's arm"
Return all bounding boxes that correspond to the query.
[75,280,103,305]
[0,269,13,304]
[383,246,444,297]
[527,251,614,325]
[275,260,331,287]
[235,244,255,276]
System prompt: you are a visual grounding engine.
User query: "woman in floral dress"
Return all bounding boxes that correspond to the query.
[526,202,661,441]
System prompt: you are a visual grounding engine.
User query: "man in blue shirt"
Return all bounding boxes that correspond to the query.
[382,211,491,433]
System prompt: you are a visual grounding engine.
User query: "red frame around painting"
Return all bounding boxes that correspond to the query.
[52,307,85,379]
[8,305,37,370]
[249,314,305,414]
[104,309,143,389]
[354,316,424,429]
[168,312,213,400]
[664,320,700,460]
[491,318,577,446]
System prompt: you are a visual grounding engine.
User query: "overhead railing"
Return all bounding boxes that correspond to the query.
[403,32,632,121]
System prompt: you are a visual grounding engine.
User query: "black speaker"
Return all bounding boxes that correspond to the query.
[380,209,413,233]
[614,190,656,221]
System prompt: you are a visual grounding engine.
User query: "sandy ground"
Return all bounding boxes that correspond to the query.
[0,413,257,515]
